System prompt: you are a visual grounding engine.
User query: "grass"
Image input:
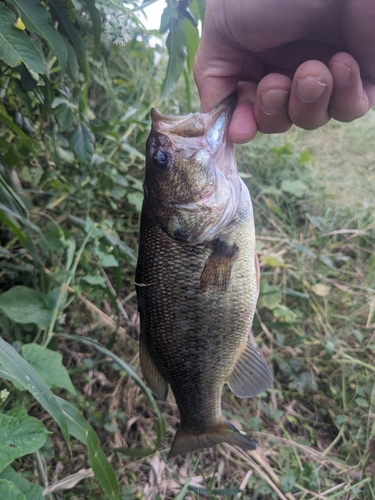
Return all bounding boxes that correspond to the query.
[47,112,374,499]
[1,35,374,497]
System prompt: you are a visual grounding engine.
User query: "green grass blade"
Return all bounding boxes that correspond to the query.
[55,397,120,500]
[0,338,70,449]
[58,334,166,449]
[174,477,192,500]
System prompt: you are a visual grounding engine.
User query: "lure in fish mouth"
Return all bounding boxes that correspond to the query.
[136,95,273,458]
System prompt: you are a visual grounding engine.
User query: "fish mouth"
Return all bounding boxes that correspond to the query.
[151,94,235,142]
[151,94,237,178]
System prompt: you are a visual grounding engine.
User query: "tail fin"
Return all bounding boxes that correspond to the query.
[167,419,257,459]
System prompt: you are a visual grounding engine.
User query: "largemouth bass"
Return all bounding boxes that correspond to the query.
[135,96,272,458]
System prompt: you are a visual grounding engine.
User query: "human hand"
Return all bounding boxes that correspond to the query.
[193,0,375,143]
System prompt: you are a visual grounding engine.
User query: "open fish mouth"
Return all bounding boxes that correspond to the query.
[151,94,236,138]
[150,94,236,178]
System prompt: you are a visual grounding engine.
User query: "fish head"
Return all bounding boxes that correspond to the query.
[144,95,248,244]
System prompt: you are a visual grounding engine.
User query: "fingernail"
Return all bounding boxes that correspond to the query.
[331,63,352,89]
[297,79,327,103]
[261,89,289,115]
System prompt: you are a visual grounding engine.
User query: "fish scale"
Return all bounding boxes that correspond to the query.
[136,96,273,458]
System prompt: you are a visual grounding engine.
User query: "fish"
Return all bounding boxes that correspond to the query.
[135,95,273,459]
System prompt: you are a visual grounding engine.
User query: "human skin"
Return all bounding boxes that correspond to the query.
[193,0,375,143]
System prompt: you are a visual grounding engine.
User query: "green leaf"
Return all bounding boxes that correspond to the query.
[182,17,199,73]
[82,275,106,286]
[257,279,282,310]
[55,397,121,500]
[83,0,102,56]
[0,480,27,500]
[0,407,49,473]
[22,343,75,394]
[287,241,317,259]
[190,0,206,24]
[280,179,307,197]
[0,210,28,246]
[0,467,44,500]
[161,19,186,98]
[0,338,70,449]
[55,102,76,131]
[95,248,119,268]
[0,111,35,150]
[7,0,68,73]
[66,39,79,84]
[58,334,166,450]
[49,0,88,78]
[299,150,310,164]
[280,473,296,493]
[69,122,95,163]
[0,4,45,75]
[260,253,285,268]
[0,286,53,329]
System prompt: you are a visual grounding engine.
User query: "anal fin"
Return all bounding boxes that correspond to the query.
[139,337,169,401]
[226,338,273,398]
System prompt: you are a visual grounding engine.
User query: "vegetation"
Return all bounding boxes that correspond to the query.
[0,0,374,499]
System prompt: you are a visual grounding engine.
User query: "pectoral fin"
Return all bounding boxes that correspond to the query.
[139,337,169,401]
[200,239,239,292]
[227,338,273,398]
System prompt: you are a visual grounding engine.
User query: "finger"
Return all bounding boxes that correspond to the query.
[253,73,292,134]
[328,52,373,121]
[227,81,258,143]
[343,0,375,78]
[288,60,333,130]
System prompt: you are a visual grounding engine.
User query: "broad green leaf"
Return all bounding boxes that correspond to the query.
[83,0,102,55]
[280,473,296,493]
[182,17,199,72]
[0,286,53,328]
[55,102,76,131]
[127,191,143,213]
[190,0,206,24]
[7,0,67,73]
[0,480,27,500]
[55,397,121,500]
[0,4,45,75]
[69,122,95,163]
[161,19,186,98]
[260,253,285,268]
[66,39,79,84]
[273,305,297,322]
[49,0,88,78]
[299,150,310,165]
[82,275,106,286]
[0,338,70,449]
[95,248,119,268]
[0,407,49,473]
[22,343,75,394]
[257,279,282,310]
[280,179,307,197]
[0,466,44,500]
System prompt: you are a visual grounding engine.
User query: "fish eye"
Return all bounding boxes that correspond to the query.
[152,149,170,169]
